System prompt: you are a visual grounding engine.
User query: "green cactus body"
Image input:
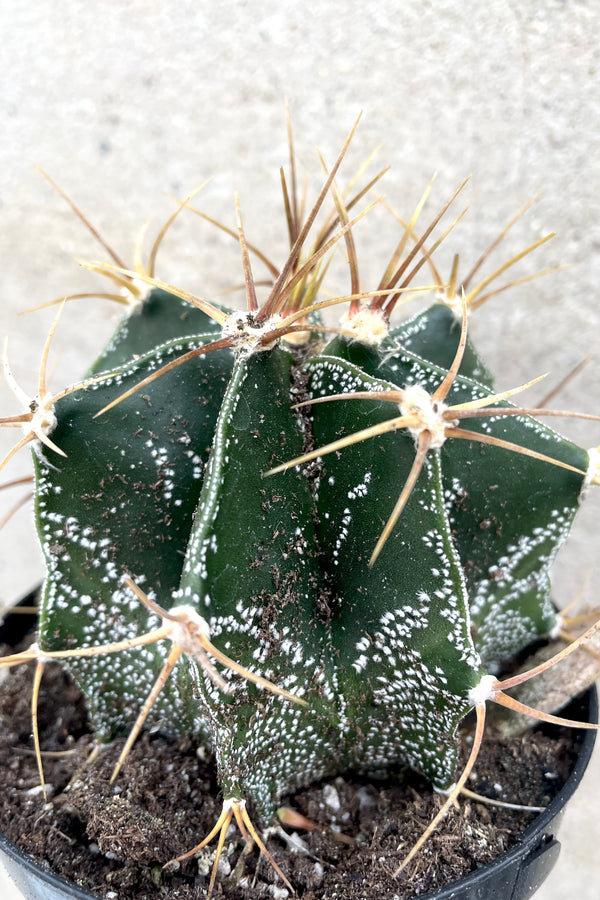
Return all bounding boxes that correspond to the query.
[4,149,593,872]
[323,306,492,400]
[29,288,594,826]
[35,332,234,736]
[388,302,494,387]
[175,347,335,814]
[88,288,224,374]
[305,354,483,785]
[318,330,589,667]
[441,408,587,666]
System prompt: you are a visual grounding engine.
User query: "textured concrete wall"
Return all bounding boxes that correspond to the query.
[1,2,598,897]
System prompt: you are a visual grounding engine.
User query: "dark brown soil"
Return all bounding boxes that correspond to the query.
[0,649,581,900]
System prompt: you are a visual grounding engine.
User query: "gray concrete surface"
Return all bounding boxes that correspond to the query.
[0,1,598,897]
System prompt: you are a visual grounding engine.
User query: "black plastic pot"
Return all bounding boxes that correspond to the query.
[0,597,597,900]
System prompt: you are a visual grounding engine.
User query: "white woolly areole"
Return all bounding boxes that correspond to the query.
[434,782,456,795]
[165,605,211,656]
[340,308,389,346]
[399,384,457,448]
[435,289,464,320]
[29,399,58,443]
[221,312,284,354]
[26,641,51,665]
[468,674,497,706]
[548,617,563,640]
[585,445,600,488]
[219,797,245,814]
[120,279,152,308]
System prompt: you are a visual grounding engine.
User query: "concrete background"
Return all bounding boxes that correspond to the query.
[0,1,598,897]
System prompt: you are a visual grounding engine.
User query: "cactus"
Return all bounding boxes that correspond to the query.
[2,120,600,895]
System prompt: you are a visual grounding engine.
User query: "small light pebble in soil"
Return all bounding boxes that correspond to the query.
[0,658,580,900]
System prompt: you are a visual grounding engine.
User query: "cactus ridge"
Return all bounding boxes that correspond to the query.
[275,309,591,659]
[2,124,600,892]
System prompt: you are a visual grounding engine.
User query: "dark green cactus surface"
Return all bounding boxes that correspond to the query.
[22,170,595,834]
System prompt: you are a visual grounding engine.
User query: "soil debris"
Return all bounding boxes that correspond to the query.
[0,657,580,899]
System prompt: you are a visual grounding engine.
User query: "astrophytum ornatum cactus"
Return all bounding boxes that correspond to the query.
[2,122,600,891]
